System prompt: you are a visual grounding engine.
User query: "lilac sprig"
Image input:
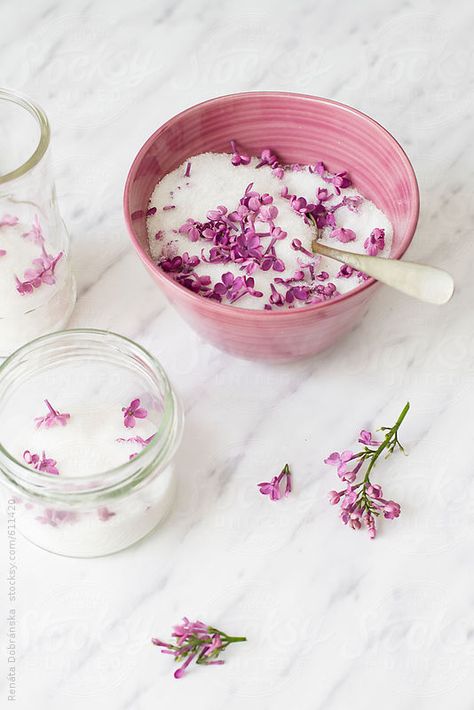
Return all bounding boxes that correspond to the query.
[152,618,247,679]
[326,402,409,539]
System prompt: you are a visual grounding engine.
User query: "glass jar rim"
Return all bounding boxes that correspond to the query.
[0,329,183,501]
[0,87,50,184]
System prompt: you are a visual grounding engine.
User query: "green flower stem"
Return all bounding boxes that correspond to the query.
[362,401,410,485]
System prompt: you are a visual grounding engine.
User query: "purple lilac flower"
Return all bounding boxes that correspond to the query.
[358,430,381,446]
[23,450,59,475]
[178,218,201,242]
[230,140,251,166]
[364,228,385,256]
[341,195,363,212]
[34,399,70,429]
[258,463,292,501]
[337,264,354,278]
[122,398,148,429]
[255,148,278,168]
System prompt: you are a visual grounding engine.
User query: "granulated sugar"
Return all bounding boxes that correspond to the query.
[147,151,393,310]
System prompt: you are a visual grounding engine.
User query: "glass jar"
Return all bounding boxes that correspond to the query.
[0,88,76,357]
[0,330,184,557]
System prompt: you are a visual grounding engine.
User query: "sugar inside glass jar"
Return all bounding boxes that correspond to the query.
[0,88,76,357]
[0,330,183,557]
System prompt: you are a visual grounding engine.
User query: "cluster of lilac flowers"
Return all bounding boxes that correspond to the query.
[161,179,343,308]
[16,252,63,295]
[0,213,64,295]
[325,403,409,538]
[20,397,156,526]
[25,397,153,473]
[155,145,387,309]
[152,617,246,679]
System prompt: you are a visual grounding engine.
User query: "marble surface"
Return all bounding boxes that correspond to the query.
[1,0,474,708]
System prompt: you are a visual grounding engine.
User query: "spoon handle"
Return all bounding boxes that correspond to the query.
[312,241,454,305]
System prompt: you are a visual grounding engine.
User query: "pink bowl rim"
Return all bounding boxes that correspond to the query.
[123,91,420,317]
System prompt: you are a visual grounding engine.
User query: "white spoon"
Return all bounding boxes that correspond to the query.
[310,224,454,305]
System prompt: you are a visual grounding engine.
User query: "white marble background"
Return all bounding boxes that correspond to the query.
[1,0,474,708]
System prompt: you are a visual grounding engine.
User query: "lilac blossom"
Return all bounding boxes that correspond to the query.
[178,219,201,241]
[358,430,381,446]
[341,195,363,212]
[230,140,250,166]
[364,228,385,256]
[316,161,352,195]
[337,264,355,279]
[258,463,292,501]
[122,398,148,428]
[34,399,70,429]
[23,450,59,475]
[255,148,278,168]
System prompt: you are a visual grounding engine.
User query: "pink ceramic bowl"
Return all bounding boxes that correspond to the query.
[124,92,419,362]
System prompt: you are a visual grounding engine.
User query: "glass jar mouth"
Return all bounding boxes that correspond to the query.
[0,88,50,184]
[0,329,183,500]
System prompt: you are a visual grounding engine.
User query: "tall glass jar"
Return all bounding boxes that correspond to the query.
[0,330,184,557]
[0,88,76,357]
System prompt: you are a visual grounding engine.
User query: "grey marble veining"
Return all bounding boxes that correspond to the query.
[1,0,474,708]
